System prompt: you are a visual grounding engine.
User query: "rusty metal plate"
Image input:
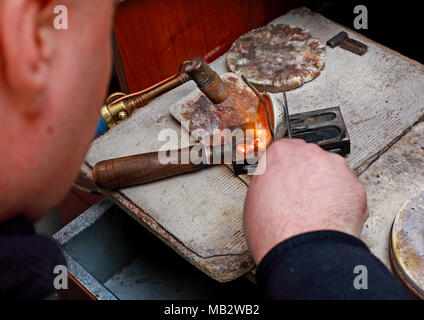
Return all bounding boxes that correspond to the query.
[227,24,326,92]
[390,191,424,299]
[170,73,259,140]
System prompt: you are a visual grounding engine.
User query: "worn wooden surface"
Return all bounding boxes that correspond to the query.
[360,122,424,270]
[390,190,424,298]
[82,8,424,282]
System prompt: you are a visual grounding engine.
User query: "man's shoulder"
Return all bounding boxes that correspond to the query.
[0,216,66,299]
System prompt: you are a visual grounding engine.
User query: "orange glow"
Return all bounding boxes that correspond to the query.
[235,95,274,156]
[236,143,255,155]
[254,95,273,147]
[254,138,267,151]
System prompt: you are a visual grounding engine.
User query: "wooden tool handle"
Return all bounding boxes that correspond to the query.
[93,146,212,189]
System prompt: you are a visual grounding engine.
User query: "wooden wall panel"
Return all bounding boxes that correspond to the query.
[114,0,308,92]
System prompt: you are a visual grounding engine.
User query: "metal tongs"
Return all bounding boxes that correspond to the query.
[241,75,291,142]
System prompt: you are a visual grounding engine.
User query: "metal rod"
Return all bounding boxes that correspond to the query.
[241,75,275,142]
[282,91,292,138]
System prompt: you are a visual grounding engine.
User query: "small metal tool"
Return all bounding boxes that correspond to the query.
[327,31,368,56]
[282,92,292,138]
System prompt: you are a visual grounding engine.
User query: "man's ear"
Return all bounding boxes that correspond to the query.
[0,0,55,116]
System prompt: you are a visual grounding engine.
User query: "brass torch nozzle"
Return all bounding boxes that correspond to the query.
[100,56,229,128]
[100,72,191,128]
[185,57,229,105]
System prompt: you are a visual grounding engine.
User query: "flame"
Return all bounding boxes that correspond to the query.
[235,96,273,156]
[254,137,267,151]
[253,95,273,149]
[236,143,254,155]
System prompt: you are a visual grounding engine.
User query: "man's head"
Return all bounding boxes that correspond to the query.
[0,0,117,222]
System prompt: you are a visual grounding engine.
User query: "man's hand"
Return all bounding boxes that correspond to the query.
[244,139,368,264]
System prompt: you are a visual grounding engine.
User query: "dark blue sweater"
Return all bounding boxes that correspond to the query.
[0,218,411,299]
[0,217,65,299]
[256,230,411,299]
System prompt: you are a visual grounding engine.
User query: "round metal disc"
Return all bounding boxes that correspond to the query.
[227,24,326,92]
[389,191,424,299]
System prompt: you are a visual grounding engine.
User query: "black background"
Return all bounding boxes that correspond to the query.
[307,0,423,63]
[108,1,423,92]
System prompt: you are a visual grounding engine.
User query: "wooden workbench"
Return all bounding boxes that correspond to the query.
[82,8,424,282]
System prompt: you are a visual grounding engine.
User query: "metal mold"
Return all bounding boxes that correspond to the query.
[232,106,350,175]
